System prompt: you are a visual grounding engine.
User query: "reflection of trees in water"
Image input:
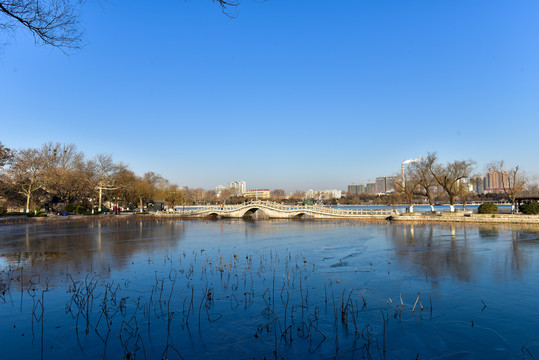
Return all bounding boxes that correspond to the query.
[0,220,185,284]
[387,224,475,283]
[478,226,499,239]
[508,230,536,275]
[238,219,384,238]
[387,224,536,284]
[477,226,531,277]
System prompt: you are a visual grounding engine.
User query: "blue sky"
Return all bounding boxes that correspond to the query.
[1,0,538,192]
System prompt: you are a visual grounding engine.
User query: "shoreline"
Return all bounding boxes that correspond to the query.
[390,212,539,225]
[1,212,539,226]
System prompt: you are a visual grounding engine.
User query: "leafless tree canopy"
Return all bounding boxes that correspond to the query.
[0,0,82,49]
[0,0,241,51]
[409,154,438,209]
[0,141,13,167]
[429,155,475,207]
[486,160,527,210]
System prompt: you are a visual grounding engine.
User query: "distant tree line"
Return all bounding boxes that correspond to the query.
[1,142,535,214]
[392,153,528,213]
[0,141,225,213]
[342,153,533,213]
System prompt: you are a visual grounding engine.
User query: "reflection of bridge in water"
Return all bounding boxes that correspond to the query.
[176,201,393,219]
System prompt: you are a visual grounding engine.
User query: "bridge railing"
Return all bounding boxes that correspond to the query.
[172,200,391,216]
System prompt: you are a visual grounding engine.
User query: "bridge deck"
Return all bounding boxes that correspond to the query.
[172,201,392,219]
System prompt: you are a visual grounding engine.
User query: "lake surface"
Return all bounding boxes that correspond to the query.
[1,219,539,359]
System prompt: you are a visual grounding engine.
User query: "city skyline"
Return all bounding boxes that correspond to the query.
[2,1,538,191]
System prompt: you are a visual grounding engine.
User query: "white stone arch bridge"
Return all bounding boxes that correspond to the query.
[175,201,393,220]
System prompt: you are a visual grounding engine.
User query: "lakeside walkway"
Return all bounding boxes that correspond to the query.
[390,212,539,225]
[1,211,539,226]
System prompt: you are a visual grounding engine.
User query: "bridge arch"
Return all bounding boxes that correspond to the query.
[206,212,220,219]
[240,207,269,219]
[293,212,308,219]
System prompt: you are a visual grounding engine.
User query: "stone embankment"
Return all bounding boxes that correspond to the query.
[2,211,539,226]
[391,212,539,225]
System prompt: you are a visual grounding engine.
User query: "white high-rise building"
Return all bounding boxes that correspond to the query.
[305,189,342,200]
[228,181,246,196]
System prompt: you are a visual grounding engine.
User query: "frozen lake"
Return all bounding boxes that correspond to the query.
[1,219,538,359]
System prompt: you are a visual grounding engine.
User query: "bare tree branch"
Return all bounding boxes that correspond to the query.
[212,0,240,17]
[0,0,82,50]
[0,0,245,51]
[429,156,475,212]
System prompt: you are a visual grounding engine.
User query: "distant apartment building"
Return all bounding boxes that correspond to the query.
[366,183,376,193]
[215,185,226,198]
[306,189,342,200]
[245,189,270,199]
[375,178,385,193]
[386,177,397,193]
[471,176,485,194]
[485,171,508,192]
[457,178,474,193]
[348,184,366,195]
[228,181,247,196]
[375,177,398,193]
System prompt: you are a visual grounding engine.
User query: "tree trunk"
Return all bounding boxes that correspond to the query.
[24,183,33,213]
[25,193,31,213]
[98,187,103,211]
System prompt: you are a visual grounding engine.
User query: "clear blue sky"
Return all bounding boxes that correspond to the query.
[1,0,538,192]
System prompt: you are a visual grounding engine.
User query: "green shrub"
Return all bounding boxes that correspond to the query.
[75,205,85,214]
[478,202,498,214]
[65,204,76,213]
[520,202,539,215]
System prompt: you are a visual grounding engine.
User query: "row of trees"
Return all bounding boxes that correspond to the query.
[395,153,528,213]
[0,141,317,212]
[1,142,534,213]
[0,141,223,213]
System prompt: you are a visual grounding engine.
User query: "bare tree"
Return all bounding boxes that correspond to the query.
[8,148,46,212]
[113,167,138,208]
[89,154,124,211]
[487,161,527,213]
[39,142,90,207]
[163,183,185,209]
[203,189,217,204]
[135,172,165,210]
[0,141,13,168]
[271,189,286,197]
[290,190,305,203]
[0,0,242,51]
[394,167,419,212]
[410,153,438,211]
[457,179,472,210]
[429,156,475,212]
[0,0,82,50]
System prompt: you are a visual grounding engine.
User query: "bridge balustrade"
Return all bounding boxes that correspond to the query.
[173,201,391,217]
